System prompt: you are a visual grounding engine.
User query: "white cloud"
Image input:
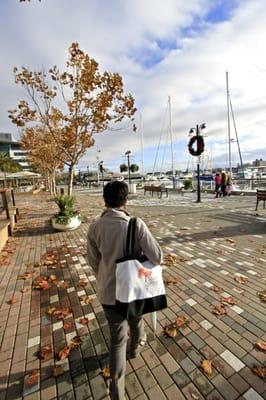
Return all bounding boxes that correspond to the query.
[0,0,265,171]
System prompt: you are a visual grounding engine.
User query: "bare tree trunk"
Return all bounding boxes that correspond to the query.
[52,170,57,197]
[68,166,74,196]
[47,173,52,195]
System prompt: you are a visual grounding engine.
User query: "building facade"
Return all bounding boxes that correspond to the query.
[0,133,30,170]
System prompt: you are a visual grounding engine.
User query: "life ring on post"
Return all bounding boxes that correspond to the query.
[188,135,205,156]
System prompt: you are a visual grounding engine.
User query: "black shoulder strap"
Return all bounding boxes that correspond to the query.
[126,217,137,256]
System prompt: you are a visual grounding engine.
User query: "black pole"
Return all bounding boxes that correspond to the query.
[196,124,201,203]
[127,154,131,184]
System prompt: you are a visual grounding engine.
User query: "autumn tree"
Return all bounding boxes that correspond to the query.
[9,42,136,195]
[21,127,64,196]
[120,163,128,173]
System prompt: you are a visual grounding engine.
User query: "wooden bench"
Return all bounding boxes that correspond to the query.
[255,189,266,211]
[0,188,18,236]
[144,185,168,198]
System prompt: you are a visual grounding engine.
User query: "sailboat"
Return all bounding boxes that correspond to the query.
[226,71,245,178]
[151,96,178,188]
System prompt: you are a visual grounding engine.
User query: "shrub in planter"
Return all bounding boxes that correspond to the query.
[183,179,192,190]
[52,195,81,230]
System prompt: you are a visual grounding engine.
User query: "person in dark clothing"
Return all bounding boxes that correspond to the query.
[221,171,227,197]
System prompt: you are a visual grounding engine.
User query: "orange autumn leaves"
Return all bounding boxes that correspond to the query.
[164,315,189,338]
[58,336,83,361]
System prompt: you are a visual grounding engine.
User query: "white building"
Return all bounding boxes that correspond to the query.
[0,133,30,170]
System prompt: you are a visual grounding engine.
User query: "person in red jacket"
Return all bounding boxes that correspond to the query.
[214,173,221,198]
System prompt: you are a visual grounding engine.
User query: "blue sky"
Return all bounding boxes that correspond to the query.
[0,0,265,173]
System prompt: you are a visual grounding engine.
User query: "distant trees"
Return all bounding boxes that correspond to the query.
[120,163,128,173]
[130,163,139,173]
[9,42,136,196]
[120,163,139,173]
[0,152,22,173]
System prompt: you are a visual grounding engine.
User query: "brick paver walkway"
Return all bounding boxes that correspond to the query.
[0,189,265,400]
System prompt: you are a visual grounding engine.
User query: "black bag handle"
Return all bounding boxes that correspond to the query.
[126,217,137,257]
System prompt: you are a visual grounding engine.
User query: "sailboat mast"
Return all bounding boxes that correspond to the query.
[168,96,175,175]
[226,71,232,175]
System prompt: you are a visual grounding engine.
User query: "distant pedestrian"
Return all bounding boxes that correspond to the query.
[221,171,227,197]
[226,173,233,196]
[214,173,221,198]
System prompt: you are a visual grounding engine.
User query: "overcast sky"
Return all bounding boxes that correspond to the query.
[0,0,265,172]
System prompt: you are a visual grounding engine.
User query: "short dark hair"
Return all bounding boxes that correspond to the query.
[103,181,129,208]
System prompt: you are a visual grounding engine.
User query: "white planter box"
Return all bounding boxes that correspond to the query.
[52,215,81,231]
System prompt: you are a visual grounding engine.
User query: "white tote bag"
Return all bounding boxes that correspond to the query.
[115,218,167,319]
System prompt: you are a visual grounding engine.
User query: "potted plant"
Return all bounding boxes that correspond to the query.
[52,195,81,231]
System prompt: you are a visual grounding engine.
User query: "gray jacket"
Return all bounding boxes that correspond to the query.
[87,208,163,305]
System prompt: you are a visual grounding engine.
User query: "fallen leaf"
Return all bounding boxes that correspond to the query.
[212,285,221,293]
[46,307,57,316]
[53,365,65,377]
[200,359,213,375]
[78,279,88,287]
[70,336,82,348]
[234,275,248,284]
[63,321,73,331]
[252,366,266,379]
[53,307,72,320]
[175,315,188,327]
[49,274,57,282]
[163,254,178,267]
[79,317,89,325]
[257,290,266,302]
[20,287,29,293]
[212,303,227,316]
[58,345,71,360]
[8,296,18,305]
[164,323,178,338]
[79,295,93,304]
[216,249,225,255]
[18,272,33,280]
[221,296,236,305]
[101,367,111,379]
[39,345,52,360]
[226,238,235,244]
[254,341,266,351]
[164,276,179,285]
[33,276,51,290]
[58,280,70,289]
[25,369,40,386]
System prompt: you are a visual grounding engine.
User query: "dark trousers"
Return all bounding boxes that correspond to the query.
[103,307,145,400]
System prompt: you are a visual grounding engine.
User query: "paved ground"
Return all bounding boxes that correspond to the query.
[0,189,265,400]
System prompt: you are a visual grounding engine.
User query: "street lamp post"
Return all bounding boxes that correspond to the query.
[196,125,201,203]
[99,161,104,188]
[189,123,206,203]
[125,150,132,185]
